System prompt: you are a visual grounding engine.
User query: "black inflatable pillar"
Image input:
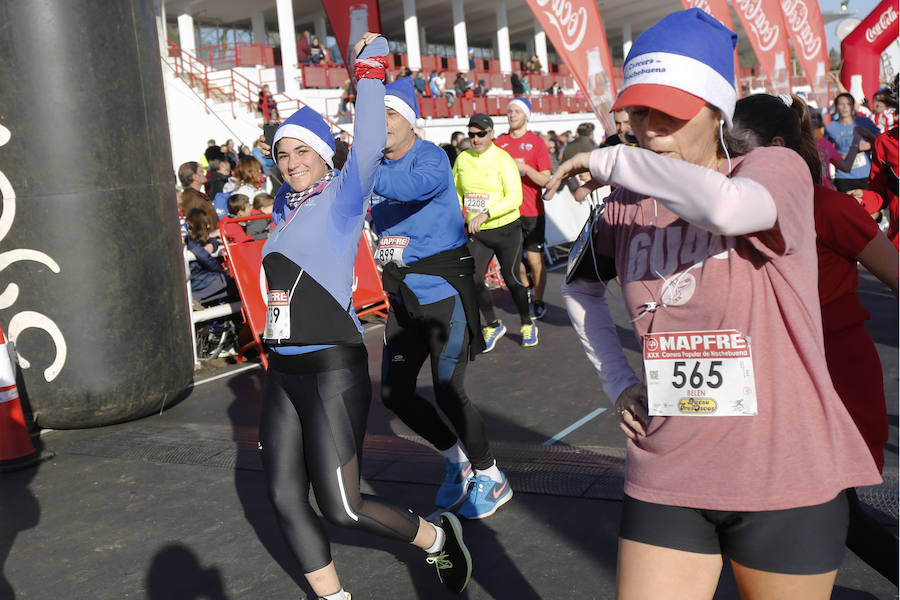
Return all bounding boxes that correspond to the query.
[0,0,193,427]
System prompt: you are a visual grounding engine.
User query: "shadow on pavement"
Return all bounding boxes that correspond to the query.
[146,543,227,600]
[0,434,43,600]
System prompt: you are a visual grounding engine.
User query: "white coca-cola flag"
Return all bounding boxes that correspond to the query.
[732,0,793,95]
[524,0,617,134]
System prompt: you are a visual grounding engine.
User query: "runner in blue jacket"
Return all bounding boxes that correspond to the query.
[258,35,470,599]
[371,77,512,520]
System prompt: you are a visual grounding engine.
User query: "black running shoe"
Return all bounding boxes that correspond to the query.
[426,512,472,593]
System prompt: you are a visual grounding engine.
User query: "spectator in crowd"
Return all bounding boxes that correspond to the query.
[520,72,531,94]
[328,39,343,65]
[511,72,525,96]
[524,55,542,73]
[339,79,355,114]
[222,139,238,169]
[184,208,233,303]
[219,194,255,244]
[179,161,207,195]
[206,158,231,199]
[450,131,465,149]
[257,84,280,122]
[428,70,440,96]
[562,123,596,160]
[473,79,487,96]
[309,36,325,64]
[599,109,635,147]
[252,136,279,191]
[296,30,311,64]
[223,156,264,200]
[204,139,224,165]
[253,192,274,215]
[546,82,562,95]
[871,88,897,133]
[239,144,253,158]
[242,192,274,241]
[545,137,561,170]
[825,92,880,192]
[454,72,468,97]
[413,70,427,95]
[398,66,412,79]
[181,188,220,237]
[557,130,572,153]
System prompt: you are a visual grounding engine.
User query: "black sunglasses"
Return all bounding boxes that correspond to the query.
[468,130,490,138]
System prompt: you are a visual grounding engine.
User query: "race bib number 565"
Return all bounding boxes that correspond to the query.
[643,330,757,416]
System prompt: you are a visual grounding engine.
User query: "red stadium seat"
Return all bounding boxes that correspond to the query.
[325,66,350,88]
[301,65,327,88]
[484,96,501,115]
[489,73,504,90]
[473,96,487,115]
[435,99,450,118]
[547,95,561,113]
[418,97,437,119]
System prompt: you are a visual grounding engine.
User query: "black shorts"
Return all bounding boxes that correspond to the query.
[619,493,849,574]
[520,215,545,252]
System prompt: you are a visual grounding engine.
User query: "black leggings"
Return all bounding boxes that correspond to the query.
[468,219,531,325]
[381,294,494,470]
[259,346,419,574]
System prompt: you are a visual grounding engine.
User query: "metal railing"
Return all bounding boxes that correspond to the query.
[192,42,277,70]
[166,41,354,141]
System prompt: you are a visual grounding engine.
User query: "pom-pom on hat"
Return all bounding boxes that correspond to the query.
[385,77,424,129]
[508,97,531,120]
[273,106,336,168]
[611,8,738,127]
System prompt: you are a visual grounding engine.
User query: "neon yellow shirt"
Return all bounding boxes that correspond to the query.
[452,144,523,230]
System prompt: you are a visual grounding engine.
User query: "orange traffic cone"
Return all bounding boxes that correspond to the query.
[0,324,41,472]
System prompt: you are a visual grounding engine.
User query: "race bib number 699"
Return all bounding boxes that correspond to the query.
[643,329,757,417]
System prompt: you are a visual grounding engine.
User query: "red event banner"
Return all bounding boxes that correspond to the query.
[680,0,742,96]
[523,0,617,134]
[321,1,383,71]
[732,0,793,94]
[780,0,829,107]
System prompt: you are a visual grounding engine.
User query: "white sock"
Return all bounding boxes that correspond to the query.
[320,589,345,600]
[475,461,503,483]
[439,441,468,464]
[424,521,445,554]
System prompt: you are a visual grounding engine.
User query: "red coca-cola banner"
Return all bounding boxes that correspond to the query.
[523,0,617,133]
[680,0,742,96]
[841,0,898,102]
[321,0,383,71]
[780,0,829,108]
[732,0,793,94]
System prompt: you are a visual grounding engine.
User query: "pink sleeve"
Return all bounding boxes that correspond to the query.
[588,144,777,236]
[734,147,815,257]
[824,141,842,165]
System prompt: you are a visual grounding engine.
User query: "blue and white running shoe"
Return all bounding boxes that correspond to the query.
[458,473,513,519]
[436,459,475,507]
[482,321,507,353]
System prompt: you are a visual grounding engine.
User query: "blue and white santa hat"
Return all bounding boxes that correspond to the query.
[385,77,426,129]
[612,8,738,127]
[272,106,336,167]
[507,97,531,120]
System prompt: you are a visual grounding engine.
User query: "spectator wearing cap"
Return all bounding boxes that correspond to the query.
[494,97,553,320]
[452,113,534,349]
[370,78,511,519]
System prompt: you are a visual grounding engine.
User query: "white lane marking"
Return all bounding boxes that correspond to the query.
[543,407,607,445]
[190,363,261,388]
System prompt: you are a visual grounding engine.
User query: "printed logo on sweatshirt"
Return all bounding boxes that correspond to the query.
[625,225,734,306]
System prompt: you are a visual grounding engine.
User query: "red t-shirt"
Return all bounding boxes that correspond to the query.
[495,131,552,217]
[813,184,878,333]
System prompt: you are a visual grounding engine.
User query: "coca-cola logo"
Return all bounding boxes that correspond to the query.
[534,0,588,52]
[865,5,897,43]
[684,0,714,12]
[734,0,781,52]
[781,0,823,60]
